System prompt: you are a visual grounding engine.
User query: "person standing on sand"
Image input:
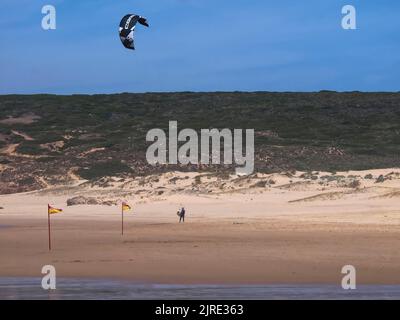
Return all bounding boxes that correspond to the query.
[179,207,185,223]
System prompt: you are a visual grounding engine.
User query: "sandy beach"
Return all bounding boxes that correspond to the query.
[1,169,400,285]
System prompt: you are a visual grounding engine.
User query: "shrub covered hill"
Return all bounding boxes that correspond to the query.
[1,91,400,194]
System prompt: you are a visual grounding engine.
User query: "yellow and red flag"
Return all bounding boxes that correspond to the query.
[48,204,63,215]
[122,202,131,212]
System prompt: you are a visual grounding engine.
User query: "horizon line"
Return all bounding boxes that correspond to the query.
[1,90,400,97]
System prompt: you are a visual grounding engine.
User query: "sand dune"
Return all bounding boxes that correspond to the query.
[371,190,400,199]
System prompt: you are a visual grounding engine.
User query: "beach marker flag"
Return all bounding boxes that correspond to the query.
[121,202,132,235]
[47,204,63,251]
[122,203,131,212]
[48,205,63,215]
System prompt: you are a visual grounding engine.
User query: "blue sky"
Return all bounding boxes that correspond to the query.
[0,0,399,94]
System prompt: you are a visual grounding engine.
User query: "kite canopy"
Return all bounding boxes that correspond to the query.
[119,14,149,50]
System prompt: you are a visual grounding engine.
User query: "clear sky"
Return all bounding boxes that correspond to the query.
[1,0,399,94]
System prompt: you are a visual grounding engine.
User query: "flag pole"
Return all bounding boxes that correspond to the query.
[121,205,124,235]
[48,210,51,251]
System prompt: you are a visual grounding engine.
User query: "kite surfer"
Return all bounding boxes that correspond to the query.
[178,207,186,223]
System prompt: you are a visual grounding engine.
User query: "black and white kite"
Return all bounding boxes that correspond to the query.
[119,14,149,50]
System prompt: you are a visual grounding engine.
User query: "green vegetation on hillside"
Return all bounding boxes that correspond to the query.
[1,91,400,193]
